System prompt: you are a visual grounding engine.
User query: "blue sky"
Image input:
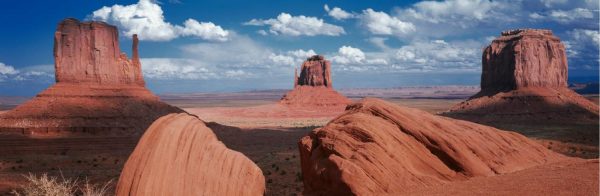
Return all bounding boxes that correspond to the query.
[0,0,598,96]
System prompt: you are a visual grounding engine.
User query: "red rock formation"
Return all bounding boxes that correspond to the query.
[299,98,569,195]
[116,113,265,196]
[280,55,350,108]
[447,29,598,123]
[296,55,332,88]
[0,18,181,136]
[54,18,144,85]
[280,86,350,107]
[480,29,568,94]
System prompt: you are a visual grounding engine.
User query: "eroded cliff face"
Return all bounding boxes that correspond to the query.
[481,29,568,93]
[296,55,333,88]
[0,18,181,136]
[446,29,598,124]
[54,18,144,85]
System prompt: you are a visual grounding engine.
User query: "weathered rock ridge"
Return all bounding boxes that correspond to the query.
[480,29,567,94]
[446,29,598,123]
[116,113,265,196]
[55,18,144,85]
[299,98,567,195]
[0,19,181,135]
[281,55,350,108]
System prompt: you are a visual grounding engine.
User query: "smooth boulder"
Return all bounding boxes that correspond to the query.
[117,113,265,196]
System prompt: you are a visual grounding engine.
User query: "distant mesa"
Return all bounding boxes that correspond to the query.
[299,98,574,195]
[0,18,182,136]
[295,55,332,88]
[117,113,265,196]
[280,55,351,108]
[445,29,598,123]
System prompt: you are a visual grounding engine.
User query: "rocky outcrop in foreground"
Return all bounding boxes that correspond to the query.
[117,113,265,196]
[446,29,598,123]
[299,98,566,195]
[0,18,181,136]
[281,55,350,108]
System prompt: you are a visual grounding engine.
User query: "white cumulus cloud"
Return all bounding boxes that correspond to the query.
[530,8,595,23]
[91,0,229,41]
[408,0,500,22]
[0,62,19,75]
[332,46,366,64]
[563,29,599,69]
[360,9,416,36]
[324,4,355,20]
[244,13,345,36]
[0,63,54,82]
[269,49,317,67]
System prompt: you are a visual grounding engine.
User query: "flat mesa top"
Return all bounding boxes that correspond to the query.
[306,55,325,61]
[496,29,559,41]
[59,18,116,29]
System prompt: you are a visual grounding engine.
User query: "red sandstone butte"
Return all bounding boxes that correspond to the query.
[54,18,144,85]
[296,55,333,88]
[446,29,598,123]
[280,55,351,108]
[116,113,265,196]
[0,18,182,136]
[298,98,589,195]
[480,29,567,94]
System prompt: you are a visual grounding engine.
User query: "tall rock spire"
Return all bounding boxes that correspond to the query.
[132,34,144,85]
[294,67,298,88]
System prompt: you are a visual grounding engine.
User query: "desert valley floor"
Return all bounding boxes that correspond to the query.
[0,87,597,195]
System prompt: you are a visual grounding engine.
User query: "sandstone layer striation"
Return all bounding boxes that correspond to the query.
[299,98,567,195]
[116,113,265,196]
